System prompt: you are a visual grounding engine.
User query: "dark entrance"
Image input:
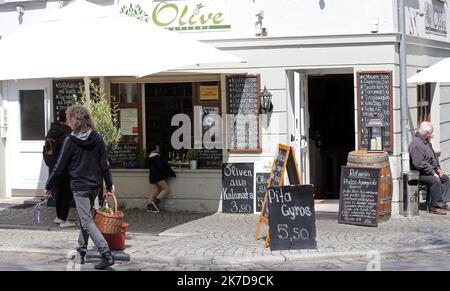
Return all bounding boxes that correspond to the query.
[308,74,355,199]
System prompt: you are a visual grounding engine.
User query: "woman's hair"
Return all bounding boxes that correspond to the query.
[418,121,433,135]
[66,105,95,132]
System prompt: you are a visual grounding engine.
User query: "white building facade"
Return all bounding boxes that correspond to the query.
[1,0,449,215]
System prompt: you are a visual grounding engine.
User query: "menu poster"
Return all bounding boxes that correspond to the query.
[226,75,261,152]
[52,79,99,122]
[109,143,138,167]
[268,185,317,251]
[256,172,270,213]
[222,163,254,214]
[357,71,393,151]
[338,166,380,227]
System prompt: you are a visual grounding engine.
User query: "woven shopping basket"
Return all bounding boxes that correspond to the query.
[94,193,124,235]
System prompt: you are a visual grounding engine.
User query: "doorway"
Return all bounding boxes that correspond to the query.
[308,74,354,199]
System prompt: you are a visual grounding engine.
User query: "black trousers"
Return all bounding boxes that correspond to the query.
[52,172,73,220]
[419,174,450,207]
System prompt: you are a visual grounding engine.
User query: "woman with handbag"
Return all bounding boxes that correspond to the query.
[44,105,115,270]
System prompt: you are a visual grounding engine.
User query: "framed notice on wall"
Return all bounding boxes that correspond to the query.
[357,71,393,151]
[120,108,138,136]
[226,74,262,152]
[200,85,219,100]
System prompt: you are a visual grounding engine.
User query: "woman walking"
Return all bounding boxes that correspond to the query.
[44,105,115,270]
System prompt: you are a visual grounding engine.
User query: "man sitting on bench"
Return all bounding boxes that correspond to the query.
[409,121,450,215]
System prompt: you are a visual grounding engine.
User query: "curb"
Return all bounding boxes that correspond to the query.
[0,224,78,232]
[142,243,450,265]
[1,243,449,265]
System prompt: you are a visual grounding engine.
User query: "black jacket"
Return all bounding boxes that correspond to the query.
[148,152,176,183]
[45,129,113,192]
[409,131,441,176]
[45,122,71,170]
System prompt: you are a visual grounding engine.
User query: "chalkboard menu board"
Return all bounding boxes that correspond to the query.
[261,145,301,219]
[198,149,222,168]
[222,163,254,214]
[256,172,270,212]
[109,143,138,167]
[226,75,262,152]
[357,71,393,151]
[268,185,317,251]
[271,147,288,186]
[52,79,99,122]
[339,166,380,227]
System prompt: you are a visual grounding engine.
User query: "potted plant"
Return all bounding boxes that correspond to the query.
[187,149,199,170]
[77,82,122,155]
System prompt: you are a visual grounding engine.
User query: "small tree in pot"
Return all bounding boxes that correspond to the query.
[187,149,199,170]
[77,82,122,155]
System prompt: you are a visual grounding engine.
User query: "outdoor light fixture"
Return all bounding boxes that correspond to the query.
[367,113,384,152]
[260,86,273,114]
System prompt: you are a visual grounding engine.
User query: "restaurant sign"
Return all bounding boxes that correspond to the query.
[424,0,447,36]
[121,1,231,32]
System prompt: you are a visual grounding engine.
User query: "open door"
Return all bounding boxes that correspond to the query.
[293,72,310,184]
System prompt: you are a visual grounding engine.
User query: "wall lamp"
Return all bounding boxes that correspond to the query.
[260,86,273,114]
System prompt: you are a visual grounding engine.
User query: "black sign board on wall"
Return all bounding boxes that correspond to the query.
[268,185,317,251]
[338,166,380,227]
[226,75,262,152]
[222,163,254,214]
[256,172,270,212]
[109,143,138,167]
[357,71,393,151]
[198,149,222,168]
[52,79,99,122]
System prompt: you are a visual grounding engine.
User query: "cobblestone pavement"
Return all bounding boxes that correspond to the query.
[0,202,449,266]
[0,247,449,271]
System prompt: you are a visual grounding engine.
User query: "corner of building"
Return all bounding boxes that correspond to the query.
[0,81,7,198]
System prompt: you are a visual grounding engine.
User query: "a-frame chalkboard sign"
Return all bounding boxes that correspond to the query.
[255,144,301,248]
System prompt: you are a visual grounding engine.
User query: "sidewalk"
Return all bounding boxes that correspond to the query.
[0,199,449,265]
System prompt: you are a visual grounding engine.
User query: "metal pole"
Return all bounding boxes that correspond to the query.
[398,0,410,172]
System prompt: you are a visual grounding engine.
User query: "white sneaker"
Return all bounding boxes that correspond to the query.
[59,221,76,228]
[53,217,63,224]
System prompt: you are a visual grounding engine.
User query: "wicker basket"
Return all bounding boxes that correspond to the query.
[94,193,124,235]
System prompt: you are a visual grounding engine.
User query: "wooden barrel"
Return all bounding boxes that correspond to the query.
[346,150,392,220]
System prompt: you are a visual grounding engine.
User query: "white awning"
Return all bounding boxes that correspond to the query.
[0,0,244,81]
[407,58,450,84]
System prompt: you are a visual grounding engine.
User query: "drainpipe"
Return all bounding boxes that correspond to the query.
[398,0,410,172]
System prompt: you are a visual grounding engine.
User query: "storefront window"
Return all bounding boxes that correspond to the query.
[110,83,142,168]
[196,82,222,169]
[417,82,431,124]
[110,81,223,169]
[119,83,137,104]
[20,90,45,140]
[145,83,193,165]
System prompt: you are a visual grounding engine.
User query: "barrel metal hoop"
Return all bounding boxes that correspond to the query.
[347,162,390,169]
[347,154,389,164]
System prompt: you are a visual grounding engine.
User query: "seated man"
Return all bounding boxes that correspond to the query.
[409,121,450,215]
